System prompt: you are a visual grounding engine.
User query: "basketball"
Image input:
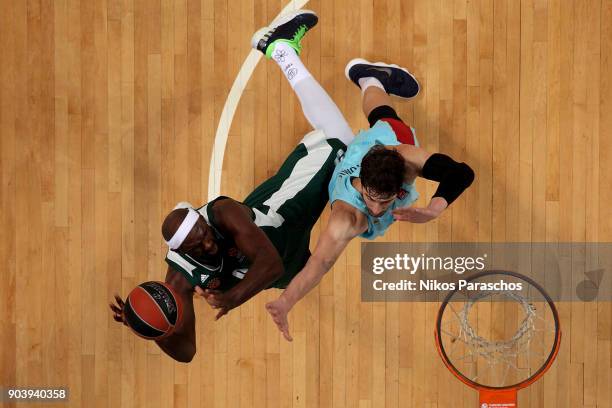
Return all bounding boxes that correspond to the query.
[123,281,183,340]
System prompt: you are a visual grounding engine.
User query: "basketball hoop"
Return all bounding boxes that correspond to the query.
[434,271,562,407]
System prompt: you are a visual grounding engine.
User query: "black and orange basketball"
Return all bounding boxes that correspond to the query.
[123,281,183,340]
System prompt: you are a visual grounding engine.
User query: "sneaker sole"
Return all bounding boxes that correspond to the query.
[344,57,420,99]
[250,9,318,50]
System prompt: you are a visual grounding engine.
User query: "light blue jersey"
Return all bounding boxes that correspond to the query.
[328,120,420,239]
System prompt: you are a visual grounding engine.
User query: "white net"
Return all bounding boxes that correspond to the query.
[438,281,558,388]
[458,291,536,365]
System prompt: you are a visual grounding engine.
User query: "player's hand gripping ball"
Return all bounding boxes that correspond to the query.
[110,282,183,340]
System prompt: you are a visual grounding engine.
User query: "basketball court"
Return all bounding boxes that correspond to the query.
[0,0,611,407]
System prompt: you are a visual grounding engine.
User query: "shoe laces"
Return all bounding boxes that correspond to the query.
[292,24,308,45]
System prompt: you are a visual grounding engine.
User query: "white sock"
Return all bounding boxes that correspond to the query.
[294,77,355,146]
[358,77,385,94]
[271,42,311,88]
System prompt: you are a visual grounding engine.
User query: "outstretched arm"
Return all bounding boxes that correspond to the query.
[155,267,197,362]
[110,267,197,363]
[267,203,361,341]
[199,199,284,319]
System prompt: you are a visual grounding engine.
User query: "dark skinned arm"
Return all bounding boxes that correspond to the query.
[154,267,197,363]
[202,199,284,318]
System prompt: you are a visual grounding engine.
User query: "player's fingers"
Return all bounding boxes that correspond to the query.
[392,209,415,219]
[194,286,205,296]
[114,294,125,307]
[109,303,122,314]
[266,304,280,317]
[208,295,221,307]
[278,319,292,342]
[215,308,228,320]
[393,206,416,213]
[270,313,282,328]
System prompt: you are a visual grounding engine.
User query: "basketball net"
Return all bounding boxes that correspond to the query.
[436,271,561,408]
[461,291,532,408]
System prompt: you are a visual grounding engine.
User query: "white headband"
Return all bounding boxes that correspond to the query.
[165,208,200,250]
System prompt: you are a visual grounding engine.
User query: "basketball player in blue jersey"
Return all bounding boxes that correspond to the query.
[264,42,475,340]
[111,10,473,359]
[110,10,357,362]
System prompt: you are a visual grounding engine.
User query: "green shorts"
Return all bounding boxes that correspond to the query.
[243,130,346,288]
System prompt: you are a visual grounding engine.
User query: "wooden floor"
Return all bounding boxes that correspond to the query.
[1,0,611,407]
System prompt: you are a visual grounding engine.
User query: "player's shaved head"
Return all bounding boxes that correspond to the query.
[162,208,189,241]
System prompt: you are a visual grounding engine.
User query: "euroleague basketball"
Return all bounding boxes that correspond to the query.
[123,281,183,340]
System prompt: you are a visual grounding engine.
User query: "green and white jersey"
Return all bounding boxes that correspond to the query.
[165,130,346,290]
[165,198,251,291]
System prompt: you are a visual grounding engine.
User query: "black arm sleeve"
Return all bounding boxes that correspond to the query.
[421,153,475,205]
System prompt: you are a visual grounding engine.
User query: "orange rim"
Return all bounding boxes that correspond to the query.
[434,270,562,392]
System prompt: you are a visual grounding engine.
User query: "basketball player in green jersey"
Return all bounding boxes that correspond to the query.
[110,10,356,362]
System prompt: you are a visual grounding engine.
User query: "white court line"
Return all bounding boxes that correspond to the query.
[207,0,310,201]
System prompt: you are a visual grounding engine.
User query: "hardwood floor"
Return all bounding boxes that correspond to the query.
[0,0,610,406]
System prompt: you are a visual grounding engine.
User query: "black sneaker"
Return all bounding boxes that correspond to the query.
[345,58,420,99]
[251,10,318,58]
